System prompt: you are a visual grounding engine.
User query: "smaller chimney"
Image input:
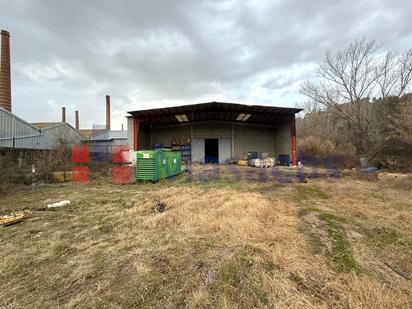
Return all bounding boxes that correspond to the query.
[121,123,124,131]
[61,107,66,122]
[105,95,111,130]
[75,110,79,130]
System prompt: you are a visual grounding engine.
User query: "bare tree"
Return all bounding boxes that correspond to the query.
[377,50,412,98]
[301,38,412,155]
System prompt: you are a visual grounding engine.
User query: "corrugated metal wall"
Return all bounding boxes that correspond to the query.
[0,108,42,148]
[0,108,41,138]
[0,108,83,149]
[39,124,83,149]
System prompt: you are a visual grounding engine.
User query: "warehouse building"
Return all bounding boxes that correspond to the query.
[127,102,301,165]
[0,106,83,149]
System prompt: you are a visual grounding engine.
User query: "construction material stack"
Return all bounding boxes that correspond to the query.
[247,151,275,168]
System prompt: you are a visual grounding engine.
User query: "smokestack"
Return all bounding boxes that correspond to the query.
[75,110,79,130]
[105,95,110,130]
[62,107,66,122]
[121,123,124,131]
[0,30,11,112]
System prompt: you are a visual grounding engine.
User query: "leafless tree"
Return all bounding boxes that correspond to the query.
[301,38,412,155]
[377,50,412,98]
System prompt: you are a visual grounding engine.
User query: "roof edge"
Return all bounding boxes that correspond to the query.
[127,101,303,115]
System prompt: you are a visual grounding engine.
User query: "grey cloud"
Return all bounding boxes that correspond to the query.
[1,0,411,128]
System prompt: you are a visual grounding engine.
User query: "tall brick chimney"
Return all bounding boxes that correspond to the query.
[105,95,111,130]
[75,110,79,130]
[0,30,11,112]
[62,107,66,122]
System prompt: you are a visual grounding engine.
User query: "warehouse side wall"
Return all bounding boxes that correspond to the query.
[233,124,274,159]
[193,122,231,138]
[273,119,292,159]
[151,124,191,147]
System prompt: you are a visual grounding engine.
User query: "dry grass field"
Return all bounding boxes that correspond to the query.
[1,171,411,308]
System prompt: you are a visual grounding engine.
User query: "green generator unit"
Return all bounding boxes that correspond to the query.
[136,148,182,181]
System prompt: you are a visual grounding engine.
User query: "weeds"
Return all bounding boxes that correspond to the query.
[295,184,329,203]
[318,212,362,274]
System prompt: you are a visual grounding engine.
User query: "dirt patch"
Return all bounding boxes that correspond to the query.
[299,211,331,256]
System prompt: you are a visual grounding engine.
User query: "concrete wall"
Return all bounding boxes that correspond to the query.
[193,122,231,138]
[151,124,191,147]
[233,124,275,159]
[273,119,292,159]
[127,118,293,162]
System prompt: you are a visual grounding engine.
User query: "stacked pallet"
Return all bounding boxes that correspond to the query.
[171,139,191,164]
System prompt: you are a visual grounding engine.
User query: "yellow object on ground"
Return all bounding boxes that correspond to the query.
[236,159,248,166]
[52,171,73,183]
[0,212,28,226]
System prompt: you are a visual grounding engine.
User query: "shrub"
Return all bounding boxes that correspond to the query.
[298,136,357,168]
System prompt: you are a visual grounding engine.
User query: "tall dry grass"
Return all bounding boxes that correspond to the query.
[0,178,411,308]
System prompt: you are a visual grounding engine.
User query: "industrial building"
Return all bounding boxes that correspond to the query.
[127,102,301,165]
[81,95,128,160]
[0,106,83,149]
[0,30,83,150]
[0,30,127,153]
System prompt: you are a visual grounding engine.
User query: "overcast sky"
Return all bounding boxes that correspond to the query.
[1,0,411,129]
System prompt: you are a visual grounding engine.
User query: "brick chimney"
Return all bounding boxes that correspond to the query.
[62,107,66,122]
[75,110,79,130]
[105,95,110,130]
[0,30,11,112]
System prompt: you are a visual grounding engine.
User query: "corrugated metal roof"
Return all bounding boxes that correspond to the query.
[91,129,127,141]
[79,129,105,139]
[127,101,303,126]
[31,122,63,129]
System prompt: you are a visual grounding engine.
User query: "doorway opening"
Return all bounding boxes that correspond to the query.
[205,139,219,163]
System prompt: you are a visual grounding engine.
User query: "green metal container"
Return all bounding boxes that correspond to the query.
[136,148,182,181]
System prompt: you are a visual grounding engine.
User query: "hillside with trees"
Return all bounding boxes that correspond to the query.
[297,39,412,171]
